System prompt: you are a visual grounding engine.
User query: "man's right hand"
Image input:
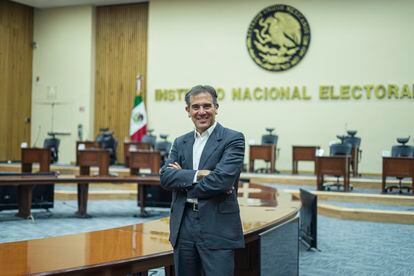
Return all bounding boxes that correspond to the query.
[196,170,211,181]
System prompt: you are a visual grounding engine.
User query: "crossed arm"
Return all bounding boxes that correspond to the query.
[160,132,245,199]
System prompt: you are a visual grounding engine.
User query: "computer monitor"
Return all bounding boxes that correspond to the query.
[299,188,318,250]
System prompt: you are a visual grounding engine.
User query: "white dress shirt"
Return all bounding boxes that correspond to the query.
[187,122,217,203]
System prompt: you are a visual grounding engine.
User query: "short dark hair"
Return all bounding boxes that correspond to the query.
[185,85,219,107]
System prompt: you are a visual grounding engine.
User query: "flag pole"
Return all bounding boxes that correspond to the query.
[136,74,143,96]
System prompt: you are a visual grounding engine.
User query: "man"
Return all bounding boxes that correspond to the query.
[160,85,245,275]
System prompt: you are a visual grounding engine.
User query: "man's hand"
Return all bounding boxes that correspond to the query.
[196,170,211,181]
[226,186,235,195]
[168,162,182,170]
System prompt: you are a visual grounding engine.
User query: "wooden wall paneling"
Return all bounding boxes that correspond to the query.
[0,1,33,161]
[95,3,148,164]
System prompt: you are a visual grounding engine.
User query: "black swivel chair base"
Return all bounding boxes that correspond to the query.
[322,179,353,192]
[385,181,412,194]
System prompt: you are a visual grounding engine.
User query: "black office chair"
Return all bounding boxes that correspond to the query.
[96,128,118,165]
[155,134,172,166]
[387,137,414,193]
[324,135,353,191]
[142,129,157,149]
[344,130,361,147]
[44,132,60,163]
[261,128,278,145]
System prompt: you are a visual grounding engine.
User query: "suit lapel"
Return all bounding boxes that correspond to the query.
[198,123,223,169]
[182,132,195,169]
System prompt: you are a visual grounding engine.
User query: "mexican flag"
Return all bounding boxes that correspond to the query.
[129,76,147,141]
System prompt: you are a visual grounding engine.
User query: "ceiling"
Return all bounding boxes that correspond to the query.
[12,0,147,8]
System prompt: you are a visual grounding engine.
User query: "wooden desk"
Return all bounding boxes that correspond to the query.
[315,156,351,192]
[249,144,276,173]
[17,148,51,218]
[76,141,100,165]
[0,185,300,276]
[129,150,163,216]
[292,146,320,174]
[129,150,161,173]
[382,157,414,194]
[123,142,151,167]
[77,149,110,217]
[0,174,160,222]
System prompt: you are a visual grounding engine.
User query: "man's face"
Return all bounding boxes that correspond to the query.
[186,92,218,133]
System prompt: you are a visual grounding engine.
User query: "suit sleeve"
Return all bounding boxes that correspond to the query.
[160,138,197,192]
[187,132,245,199]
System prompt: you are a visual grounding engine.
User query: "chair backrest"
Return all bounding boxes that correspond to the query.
[329,143,352,156]
[155,141,172,155]
[343,136,361,148]
[391,145,414,157]
[261,134,278,145]
[142,134,157,149]
[43,137,60,149]
[43,138,60,163]
[97,132,118,164]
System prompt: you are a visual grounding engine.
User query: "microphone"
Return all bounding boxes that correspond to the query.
[77,124,83,141]
[32,125,41,147]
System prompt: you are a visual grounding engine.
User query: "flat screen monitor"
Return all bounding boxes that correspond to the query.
[259,216,299,276]
[299,188,317,249]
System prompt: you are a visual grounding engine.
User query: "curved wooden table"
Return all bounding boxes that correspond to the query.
[0,180,300,276]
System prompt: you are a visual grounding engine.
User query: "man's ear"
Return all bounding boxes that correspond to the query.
[185,106,190,117]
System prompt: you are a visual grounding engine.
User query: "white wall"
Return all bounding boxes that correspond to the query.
[147,0,414,173]
[32,5,95,164]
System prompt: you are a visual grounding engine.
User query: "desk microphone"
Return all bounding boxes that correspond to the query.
[77,124,83,141]
[32,125,41,147]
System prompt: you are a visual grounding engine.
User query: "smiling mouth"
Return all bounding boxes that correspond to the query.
[197,117,209,122]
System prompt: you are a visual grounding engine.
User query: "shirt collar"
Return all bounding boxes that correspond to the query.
[194,122,217,139]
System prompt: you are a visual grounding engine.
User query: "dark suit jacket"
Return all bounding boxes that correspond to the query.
[160,123,245,249]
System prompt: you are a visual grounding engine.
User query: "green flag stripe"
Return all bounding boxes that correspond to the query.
[134,96,143,106]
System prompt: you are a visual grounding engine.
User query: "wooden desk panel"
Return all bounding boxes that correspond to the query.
[292,146,320,174]
[129,150,161,173]
[249,145,276,173]
[18,148,51,218]
[316,156,351,192]
[77,149,110,217]
[77,149,110,176]
[21,148,50,173]
[124,142,152,167]
[0,186,300,276]
[382,157,414,194]
[76,141,100,165]
[129,150,162,216]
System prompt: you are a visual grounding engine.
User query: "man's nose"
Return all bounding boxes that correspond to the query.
[198,107,207,114]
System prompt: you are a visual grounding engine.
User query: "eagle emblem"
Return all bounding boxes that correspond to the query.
[247,5,311,71]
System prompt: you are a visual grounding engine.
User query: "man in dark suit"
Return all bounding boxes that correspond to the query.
[160,85,245,275]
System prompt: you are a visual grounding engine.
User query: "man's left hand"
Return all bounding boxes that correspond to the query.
[168,162,182,170]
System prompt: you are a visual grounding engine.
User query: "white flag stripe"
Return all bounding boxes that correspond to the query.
[129,102,147,135]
